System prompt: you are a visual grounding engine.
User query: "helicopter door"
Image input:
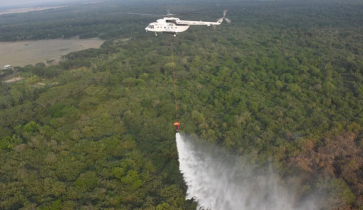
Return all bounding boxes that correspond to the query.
[166,23,174,32]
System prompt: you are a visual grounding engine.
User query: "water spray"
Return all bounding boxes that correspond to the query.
[175,133,318,210]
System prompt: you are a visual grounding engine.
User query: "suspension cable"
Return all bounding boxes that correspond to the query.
[171,38,178,112]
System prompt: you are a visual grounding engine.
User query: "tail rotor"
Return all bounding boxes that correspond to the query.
[223,9,232,24]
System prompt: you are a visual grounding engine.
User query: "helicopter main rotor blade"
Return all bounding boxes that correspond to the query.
[128,12,162,17]
[174,8,216,16]
[129,7,218,18]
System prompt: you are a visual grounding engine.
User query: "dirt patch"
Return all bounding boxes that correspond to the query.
[114,38,131,43]
[3,77,23,83]
[0,37,104,67]
[0,6,65,15]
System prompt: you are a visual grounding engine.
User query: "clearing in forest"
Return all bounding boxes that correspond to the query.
[0,6,65,15]
[0,37,104,67]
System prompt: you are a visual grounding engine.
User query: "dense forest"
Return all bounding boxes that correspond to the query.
[1,0,363,209]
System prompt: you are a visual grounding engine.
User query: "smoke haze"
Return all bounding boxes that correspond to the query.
[176,133,319,210]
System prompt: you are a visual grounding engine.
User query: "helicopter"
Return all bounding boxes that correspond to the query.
[130,10,231,37]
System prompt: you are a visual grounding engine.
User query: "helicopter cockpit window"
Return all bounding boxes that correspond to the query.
[148,25,154,29]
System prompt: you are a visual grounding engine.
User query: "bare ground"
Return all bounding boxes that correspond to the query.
[0,37,104,67]
[3,76,23,83]
[0,6,65,15]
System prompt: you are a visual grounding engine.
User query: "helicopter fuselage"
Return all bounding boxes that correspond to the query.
[145,17,223,36]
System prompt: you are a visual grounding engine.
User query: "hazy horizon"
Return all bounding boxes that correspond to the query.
[0,0,92,8]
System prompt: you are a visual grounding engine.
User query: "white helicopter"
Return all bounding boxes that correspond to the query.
[130,10,231,37]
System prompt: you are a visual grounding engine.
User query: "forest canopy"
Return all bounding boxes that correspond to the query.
[1,0,363,209]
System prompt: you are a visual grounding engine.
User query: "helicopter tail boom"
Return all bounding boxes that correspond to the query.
[175,10,230,26]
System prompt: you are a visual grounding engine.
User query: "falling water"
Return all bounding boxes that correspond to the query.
[175,133,317,210]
